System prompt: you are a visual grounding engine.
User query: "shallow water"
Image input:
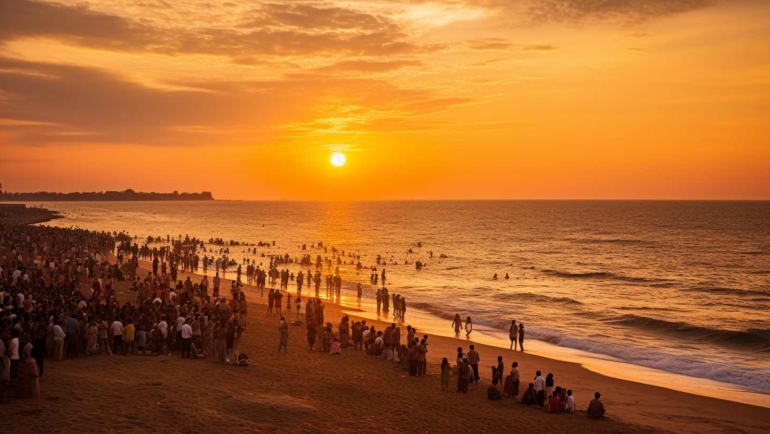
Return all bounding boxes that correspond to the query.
[35,200,770,395]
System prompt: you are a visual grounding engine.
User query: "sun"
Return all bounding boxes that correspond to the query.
[330,152,346,167]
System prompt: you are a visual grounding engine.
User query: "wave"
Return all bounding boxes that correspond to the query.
[497,292,583,306]
[569,238,653,246]
[409,302,459,321]
[542,333,770,394]
[540,269,669,285]
[684,287,770,298]
[603,314,770,353]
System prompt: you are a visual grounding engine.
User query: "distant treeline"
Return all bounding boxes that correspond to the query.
[0,189,215,202]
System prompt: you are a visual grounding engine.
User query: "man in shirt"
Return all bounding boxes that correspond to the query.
[111,319,124,355]
[548,391,561,413]
[158,315,168,343]
[180,319,193,359]
[587,392,606,419]
[467,344,480,384]
[176,315,186,351]
[53,321,66,360]
[65,314,79,359]
[534,371,546,406]
[123,319,136,355]
[9,329,20,379]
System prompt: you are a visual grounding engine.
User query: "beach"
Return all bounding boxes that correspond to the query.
[36,200,770,399]
[5,256,769,434]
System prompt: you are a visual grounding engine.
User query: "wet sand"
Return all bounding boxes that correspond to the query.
[5,262,770,434]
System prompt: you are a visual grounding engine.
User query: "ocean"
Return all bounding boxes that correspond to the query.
[36,200,770,396]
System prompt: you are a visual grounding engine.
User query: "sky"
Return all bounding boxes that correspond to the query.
[0,0,768,200]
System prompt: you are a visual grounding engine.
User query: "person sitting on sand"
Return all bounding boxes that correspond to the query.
[488,378,502,400]
[587,392,605,419]
[191,338,205,359]
[565,389,575,413]
[330,338,342,355]
[547,390,561,413]
[521,383,538,405]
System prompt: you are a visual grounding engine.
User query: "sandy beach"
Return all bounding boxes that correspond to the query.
[4,258,769,434]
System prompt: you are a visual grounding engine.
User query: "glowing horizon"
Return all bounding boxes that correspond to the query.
[1,0,768,200]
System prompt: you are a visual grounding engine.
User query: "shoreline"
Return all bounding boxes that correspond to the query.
[127,259,770,434]
[130,255,770,410]
[0,204,61,225]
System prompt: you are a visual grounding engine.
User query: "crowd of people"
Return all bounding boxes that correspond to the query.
[0,224,250,403]
[1,219,607,421]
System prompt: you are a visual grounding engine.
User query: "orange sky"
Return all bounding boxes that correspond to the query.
[1,0,768,200]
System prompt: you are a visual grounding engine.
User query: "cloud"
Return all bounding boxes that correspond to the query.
[521,44,558,51]
[0,0,163,51]
[0,57,289,145]
[522,0,719,24]
[0,56,474,145]
[316,60,423,73]
[0,0,421,57]
[466,38,512,51]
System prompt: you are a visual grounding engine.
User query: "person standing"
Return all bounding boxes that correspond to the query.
[111,319,124,355]
[278,317,289,353]
[465,316,473,339]
[534,370,546,406]
[123,319,136,355]
[457,359,470,393]
[53,321,66,361]
[213,272,221,299]
[8,329,20,380]
[509,320,518,350]
[416,338,428,376]
[451,314,463,337]
[180,319,192,359]
[64,314,79,359]
[467,344,480,384]
[518,323,525,352]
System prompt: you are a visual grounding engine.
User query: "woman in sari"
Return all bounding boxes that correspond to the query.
[85,321,99,355]
[16,345,40,399]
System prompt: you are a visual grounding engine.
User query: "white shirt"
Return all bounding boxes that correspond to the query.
[181,324,193,339]
[9,337,19,360]
[566,395,575,413]
[53,324,66,341]
[534,376,546,391]
[158,321,168,338]
[111,321,124,336]
[176,316,185,331]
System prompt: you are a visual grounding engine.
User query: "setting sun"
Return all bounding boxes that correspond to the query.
[331,152,346,167]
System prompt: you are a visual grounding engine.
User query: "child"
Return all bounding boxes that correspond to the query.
[330,338,342,355]
[441,357,450,390]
